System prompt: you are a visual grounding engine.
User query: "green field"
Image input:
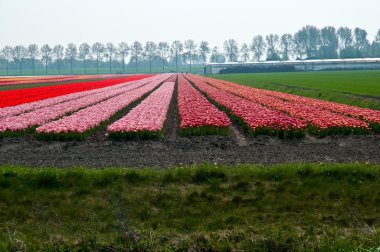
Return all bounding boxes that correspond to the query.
[211,70,380,110]
[0,164,379,251]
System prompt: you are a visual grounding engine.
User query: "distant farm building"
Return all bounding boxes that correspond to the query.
[204,58,380,74]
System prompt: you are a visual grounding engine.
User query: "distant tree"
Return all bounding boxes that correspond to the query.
[319,26,338,59]
[1,46,13,75]
[117,42,129,73]
[198,41,210,64]
[92,42,104,73]
[79,43,91,74]
[171,40,183,72]
[105,42,116,73]
[184,39,196,72]
[373,29,380,57]
[53,45,64,74]
[41,44,52,74]
[158,42,169,72]
[294,25,320,58]
[266,34,280,60]
[144,41,157,73]
[210,46,225,63]
[28,44,39,75]
[12,45,28,75]
[337,27,353,49]
[376,29,380,42]
[240,43,250,61]
[354,27,370,57]
[65,43,77,74]
[223,39,238,62]
[337,27,354,58]
[280,34,293,60]
[131,41,143,72]
[251,35,266,61]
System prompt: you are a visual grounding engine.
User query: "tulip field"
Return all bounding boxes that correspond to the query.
[0,73,380,140]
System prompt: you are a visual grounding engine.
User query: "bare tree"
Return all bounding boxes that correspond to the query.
[79,43,91,74]
[105,42,116,73]
[131,41,143,72]
[354,27,370,56]
[198,41,210,64]
[144,41,157,73]
[1,46,14,75]
[280,34,293,60]
[53,45,64,74]
[65,43,77,74]
[171,40,183,72]
[117,42,129,73]
[223,39,238,62]
[92,42,104,74]
[240,43,250,61]
[251,35,266,61]
[12,46,28,75]
[157,42,169,72]
[337,27,353,50]
[266,34,280,60]
[184,39,196,72]
[41,44,53,74]
[320,26,338,59]
[28,44,39,75]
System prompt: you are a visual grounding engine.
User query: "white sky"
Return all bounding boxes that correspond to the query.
[1,0,379,48]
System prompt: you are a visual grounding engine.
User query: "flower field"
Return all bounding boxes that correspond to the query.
[0,73,379,140]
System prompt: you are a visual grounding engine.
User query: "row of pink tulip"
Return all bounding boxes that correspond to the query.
[0,76,156,119]
[192,75,370,136]
[107,82,175,138]
[35,75,170,137]
[178,74,231,135]
[0,75,167,134]
[185,75,306,137]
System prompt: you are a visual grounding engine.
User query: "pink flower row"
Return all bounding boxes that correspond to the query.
[0,75,166,133]
[36,75,170,134]
[0,76,157,119]
[107,81,175,134]
[195,75,369,132]
[178,74,231,129]
[185,75,306,133]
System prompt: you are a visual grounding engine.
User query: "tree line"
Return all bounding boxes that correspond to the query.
[1,25,380,75]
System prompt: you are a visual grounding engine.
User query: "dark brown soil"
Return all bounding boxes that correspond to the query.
[1,79,379,168]
[1,133,379,168]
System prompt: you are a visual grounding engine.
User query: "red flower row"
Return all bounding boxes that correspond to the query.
[177,74,231,131]
[185,75,306,135]
[0,75,154,108]
[193,75,370,135]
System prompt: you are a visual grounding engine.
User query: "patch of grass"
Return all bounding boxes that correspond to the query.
[0,163,379,250]
[210,70,380,110]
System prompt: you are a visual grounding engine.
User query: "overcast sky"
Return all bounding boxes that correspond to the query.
[1,0,379,48]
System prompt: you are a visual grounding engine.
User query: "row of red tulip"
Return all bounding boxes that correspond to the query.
[0,76,159,119]
[0,75,167,135]
[177,74,231,135]
[192,75,371,136]
[0,75,153,108]
[107,82,175,138]
[185,74,306,137]
[215,78,380,130]
[35,75,170,139]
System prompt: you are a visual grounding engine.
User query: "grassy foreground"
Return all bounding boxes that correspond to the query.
[211,71,380,110]
[0,164,380,251]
